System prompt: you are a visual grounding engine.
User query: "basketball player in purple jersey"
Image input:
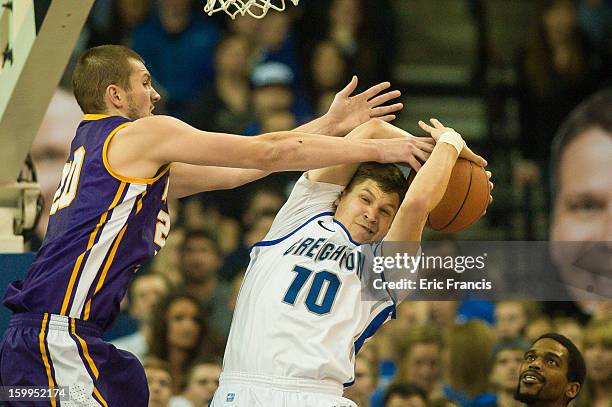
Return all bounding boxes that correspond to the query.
[0,45,438,406]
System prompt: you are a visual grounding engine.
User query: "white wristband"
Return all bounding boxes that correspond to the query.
[438,131,465,154]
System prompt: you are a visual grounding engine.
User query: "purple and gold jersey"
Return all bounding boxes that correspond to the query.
[3,114,171,331]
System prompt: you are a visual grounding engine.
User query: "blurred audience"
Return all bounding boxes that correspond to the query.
[131,0,221,119]
[443,320,497,407]
[169,357,222,407]
[144,357,174,407]
[148,292,224,394]
[383,382,428,407]
[112,271,172,360]
[489,338,529,407]
[187,35,256,134]
[576,319,612,407]
[179,229,232,338]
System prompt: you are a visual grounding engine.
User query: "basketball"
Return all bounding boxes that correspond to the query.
[408,158,490,232]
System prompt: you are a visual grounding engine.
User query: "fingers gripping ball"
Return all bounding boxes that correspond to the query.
[408,158,490,232]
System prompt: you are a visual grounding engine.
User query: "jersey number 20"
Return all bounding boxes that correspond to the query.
[282,266,341,315]
[50,147,85,215]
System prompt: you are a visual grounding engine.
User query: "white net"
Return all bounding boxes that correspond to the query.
[204,0,300,19]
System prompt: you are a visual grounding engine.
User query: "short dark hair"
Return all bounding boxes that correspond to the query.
[72,45,144,113]
[534,333,586,387]
[345,163,408,203]
[550,87,612,197]
[383,382,428,406]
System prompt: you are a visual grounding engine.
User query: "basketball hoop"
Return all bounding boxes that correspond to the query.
[204,0,300,19]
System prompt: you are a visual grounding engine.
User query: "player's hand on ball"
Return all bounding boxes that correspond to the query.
[327,76,404,136]
[418,118,487,167]
[484,170,494,214]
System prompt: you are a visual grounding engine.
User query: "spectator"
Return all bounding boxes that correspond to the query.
[221,212,276,282]
[397,325,444,400]
[131,0,221,119]
[170,357,222,407]
[253,10,311,122]
[86,0,152,47]
[112,272,172,360]
[516,0,600,208]
[144,357,174,407]
[489,339,530,407]
[443,320,497,407]
[525,317,554,344]
[179,229,232,338]
[495,301,540,340]
[187,35,256,134]
[383,382,428,407]
[345,354,378,407]
[553,317,584,350]
[548,88,612,319]
[576,319,612,407]
[309,40,349,111]
[148,292,224,394]
[246,62,297,135]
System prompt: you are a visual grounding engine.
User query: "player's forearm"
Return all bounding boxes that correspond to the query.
[385,143,458,242]
[293,114,338,136]
[257,131,383,172]
[406,143,458,213]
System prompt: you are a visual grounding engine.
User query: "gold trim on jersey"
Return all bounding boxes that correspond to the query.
[70,320,110,407]
[102,122,171,185]
[60,183,126,315]
[83,223,128,321]
[70,319,99,378]
[39,313,58,407]
[82,114,111,121]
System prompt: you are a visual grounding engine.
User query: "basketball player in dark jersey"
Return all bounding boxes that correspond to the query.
[0,45,450,406]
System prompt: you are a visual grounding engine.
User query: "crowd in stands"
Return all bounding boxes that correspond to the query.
[26,0,611,406]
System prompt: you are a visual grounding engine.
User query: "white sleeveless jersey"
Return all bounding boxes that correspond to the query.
[222,174,396,387]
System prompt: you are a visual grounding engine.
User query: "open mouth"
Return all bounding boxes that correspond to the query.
[521,370,545,384]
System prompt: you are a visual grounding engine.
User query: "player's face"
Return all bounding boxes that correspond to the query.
[491,349,524,392]
[145,367,173,407]
[335,179,400,243]
[404,343,441,393]
[125,59,160,120]
[550,129,612,299]
[514,338,576,404]
[186,364,221,405]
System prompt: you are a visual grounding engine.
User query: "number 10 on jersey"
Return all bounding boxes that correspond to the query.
[282,266,341,315]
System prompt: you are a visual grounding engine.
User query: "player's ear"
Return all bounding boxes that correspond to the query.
[106,84,124,109]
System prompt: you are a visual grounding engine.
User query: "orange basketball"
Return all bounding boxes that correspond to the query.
[408,158,489,232]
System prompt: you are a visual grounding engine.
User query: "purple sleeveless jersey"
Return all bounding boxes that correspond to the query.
[3,114,171,332]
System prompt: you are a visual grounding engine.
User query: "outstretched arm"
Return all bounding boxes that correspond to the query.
[308,119,435,186]
[167,78,405,199]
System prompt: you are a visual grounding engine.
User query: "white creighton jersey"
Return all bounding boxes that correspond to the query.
[222,174,396,387]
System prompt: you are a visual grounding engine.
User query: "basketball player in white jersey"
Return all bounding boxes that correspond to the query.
[212,118,492,406]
